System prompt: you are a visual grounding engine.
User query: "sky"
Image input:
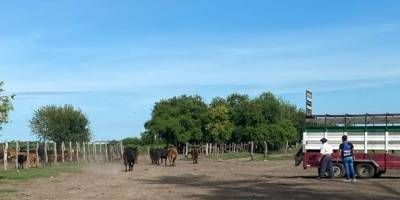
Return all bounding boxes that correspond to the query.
[1,0,400,141]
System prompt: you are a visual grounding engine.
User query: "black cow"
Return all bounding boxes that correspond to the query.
[149,148,169,166]
[17,153,27,169]
[158,148,169,166]
[150,148,160,165]
[123,147,138,172]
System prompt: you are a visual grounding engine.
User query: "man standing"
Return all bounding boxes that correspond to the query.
[319,138,333,179]
[339,135,356,182]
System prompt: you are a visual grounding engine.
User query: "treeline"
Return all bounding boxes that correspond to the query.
[137,92,304,151]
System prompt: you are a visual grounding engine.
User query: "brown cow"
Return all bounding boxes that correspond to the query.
[167,147,178,167]
[190,147,199,164]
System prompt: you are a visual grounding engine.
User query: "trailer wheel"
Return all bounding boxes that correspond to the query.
[356,163,375,179]
[332,163,344,178]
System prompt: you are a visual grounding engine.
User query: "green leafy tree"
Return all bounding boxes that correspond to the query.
[144,95,208,145]
[226,93,252,142]
[208,98,234,143]
[30,104,91,143]
[0,81,14,130]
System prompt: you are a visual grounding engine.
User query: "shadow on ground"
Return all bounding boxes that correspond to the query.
[143,174,399,200]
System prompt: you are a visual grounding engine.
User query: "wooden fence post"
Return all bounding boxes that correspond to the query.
[76,142,80,163]
[105,143,108,162]
[61,142,65,163]
[45,141,49,164]
[250,141,254,161]
[205,143,208,156]
[263,141,268,161]
[83,142,86,162]
[15,141,19,170]
[93,143,97,162]
[185,143,189,159]
[99,143,102,162]
[26,142,30,168]
[69,141,73,162]
[120,141,124,162]
[53,142,57,164]
[35,142,39,167]
[4,142,8,170]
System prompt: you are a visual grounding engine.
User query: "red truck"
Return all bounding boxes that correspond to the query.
[296,113,400,178]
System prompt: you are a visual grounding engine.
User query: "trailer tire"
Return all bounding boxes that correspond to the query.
[332,163,345,178]
[356,163,375,179]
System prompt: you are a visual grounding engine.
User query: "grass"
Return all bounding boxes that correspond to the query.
[0,164,81,181]
[0,188,18,194]
[205,151,295,161]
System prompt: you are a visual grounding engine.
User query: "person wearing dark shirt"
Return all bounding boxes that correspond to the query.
[338,135,356,182]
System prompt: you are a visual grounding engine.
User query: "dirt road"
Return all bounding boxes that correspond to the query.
[1,157,400,200]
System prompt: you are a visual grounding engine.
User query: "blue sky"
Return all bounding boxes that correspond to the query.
[1,1,400,141]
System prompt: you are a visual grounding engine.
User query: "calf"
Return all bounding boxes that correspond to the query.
[191,147,199,164]
[123,147,138,172]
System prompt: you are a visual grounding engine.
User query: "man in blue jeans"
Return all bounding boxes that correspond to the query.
[318,138,333,179]
[339,135,356,182]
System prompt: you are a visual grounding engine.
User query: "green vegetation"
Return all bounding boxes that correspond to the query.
[0,188,18,194]
[141,92,304,151]
[30,104,91,143]
[0,164,81,181]
[0,81,14,130]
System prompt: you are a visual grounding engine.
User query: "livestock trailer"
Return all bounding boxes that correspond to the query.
[296,113,400,178]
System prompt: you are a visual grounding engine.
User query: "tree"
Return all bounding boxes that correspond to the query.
[144,95,208,145]
[208,98,234,143]
[0,81,14,130]
[30,104,91,143]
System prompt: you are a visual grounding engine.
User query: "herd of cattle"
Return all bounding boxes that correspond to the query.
[1,145,201,172]
[122,146,200,172]
[0,148,43,169]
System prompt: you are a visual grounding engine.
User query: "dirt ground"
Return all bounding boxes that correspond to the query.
[1,156,400,200]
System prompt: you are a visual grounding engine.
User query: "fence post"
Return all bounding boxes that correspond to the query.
[83,142,86,162]
[105,143,108,162]
[205,143,208,156]
[263,141,268,161]
[250,141,254,161]
[26,142,30,168]
[76,142,80,163]
[61,142,65,163]
[93,143,97,162]
[35,142,39,167]
[53,142,57,164]
[45,141,49,164]
[15,141,19,170]
[99,143,102,162]
[4,142,8,170]
[69,141,73,162]
[120,141,124,161]
[185,143,189,159]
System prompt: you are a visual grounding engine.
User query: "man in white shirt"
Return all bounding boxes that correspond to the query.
[318,138,334,179]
